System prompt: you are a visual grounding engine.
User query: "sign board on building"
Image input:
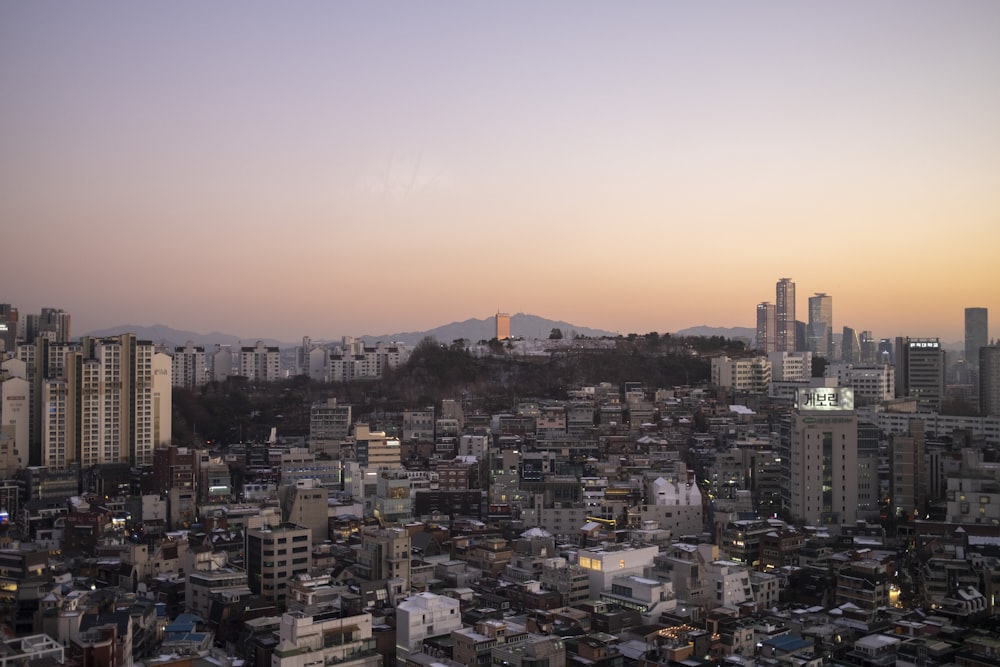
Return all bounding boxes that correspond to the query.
[794,387,854,411]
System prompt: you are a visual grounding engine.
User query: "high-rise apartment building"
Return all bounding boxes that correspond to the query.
[965,308,989,367]
[496,312,511,340]
[895,337,945,411]
[0,373,29,477]
[779,386,858,525]
[35,334,172,469]
[212,344,234,382]
[0,305,17,353]
[756,302,776,353]
[171,341,207,388]
[981,344,1000,417]
[239,341,280,382]
[807,293,833,358]
[775,279,796,352]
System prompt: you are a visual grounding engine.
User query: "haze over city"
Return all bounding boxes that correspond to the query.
[2,2,998,342]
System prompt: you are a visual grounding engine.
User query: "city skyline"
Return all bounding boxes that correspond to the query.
[2,2,999,342]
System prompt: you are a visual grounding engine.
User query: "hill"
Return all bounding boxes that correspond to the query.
[363,313,617,346]
[676,325,756,341]
[79,325,288,350]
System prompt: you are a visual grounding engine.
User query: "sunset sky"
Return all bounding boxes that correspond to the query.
[2,2,998,343]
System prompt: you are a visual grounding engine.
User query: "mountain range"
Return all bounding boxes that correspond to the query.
[80,316,756,350]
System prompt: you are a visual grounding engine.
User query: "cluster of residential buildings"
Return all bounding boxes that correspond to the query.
[1,297,1000,667]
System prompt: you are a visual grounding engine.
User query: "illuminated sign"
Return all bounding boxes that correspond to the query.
[795,387,854,411]
[908,341,939,349]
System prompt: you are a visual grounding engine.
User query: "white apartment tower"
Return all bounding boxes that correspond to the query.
[240,341,281,382]
[171,341,207,388]
[0,373,29,477]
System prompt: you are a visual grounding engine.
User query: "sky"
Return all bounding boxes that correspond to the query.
[2,2,999,344]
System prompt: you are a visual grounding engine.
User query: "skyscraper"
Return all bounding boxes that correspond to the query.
[756,302,776,353]
[842,327,860,364]
[965,307,988,367]
[775,278,796,352]
[807,293,833,358]
[495,312,511,340]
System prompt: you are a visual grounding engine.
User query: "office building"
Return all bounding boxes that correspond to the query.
[776,278,796,352]
[768,351,812,382]
[20,308,72,344]
[279,478,330,542]
[890,419,926,519]
[354,526,411,598]
[756,302,776,353]
[496,312,511,340]
[807,293,833,358]
[895,337,946,411]
[877,339,894,365]
[842,326,861,364]
[981,344,1000,417]
[402,408,435,443]
[859,331,877,365]
[352,423,401,469]
[779,386,859,525]
[310,399,352,441]
[857,421,881,519]
[246,523,312,607]
[966,308,989,367]
[826,364,895,405]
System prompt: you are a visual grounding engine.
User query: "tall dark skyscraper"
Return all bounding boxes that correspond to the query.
[842,326,860,364]
[776,278,796,353]
[807,293,833,358]
[965,307,988,366]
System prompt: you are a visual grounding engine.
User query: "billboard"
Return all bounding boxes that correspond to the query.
[795,387,854,411]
